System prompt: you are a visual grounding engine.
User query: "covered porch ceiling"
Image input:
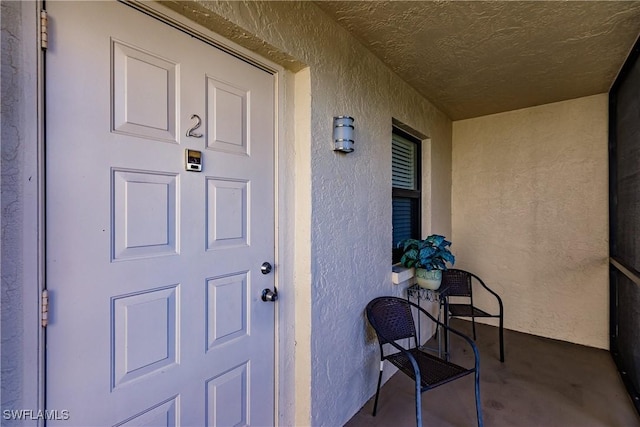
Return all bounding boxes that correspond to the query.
[314,1,640,120]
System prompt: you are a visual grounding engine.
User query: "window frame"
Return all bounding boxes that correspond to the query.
[392,127,422,263]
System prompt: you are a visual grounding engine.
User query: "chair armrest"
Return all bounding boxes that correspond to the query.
[405,300,481,367]
[374,329,424,386]
[469,272,504,314]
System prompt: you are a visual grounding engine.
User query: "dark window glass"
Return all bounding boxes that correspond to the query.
[392,130,421,262]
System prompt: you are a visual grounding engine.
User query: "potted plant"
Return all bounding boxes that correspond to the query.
[397,234,455,289]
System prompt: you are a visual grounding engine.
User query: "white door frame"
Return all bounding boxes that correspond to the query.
[37,1,288,424]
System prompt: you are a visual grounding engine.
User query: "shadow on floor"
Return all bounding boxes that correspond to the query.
[345,319,640,427]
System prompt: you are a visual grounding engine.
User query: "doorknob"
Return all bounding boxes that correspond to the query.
[261,288,278,302]
[260,262,272,275]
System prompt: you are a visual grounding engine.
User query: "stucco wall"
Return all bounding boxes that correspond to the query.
[452,94,609,349]
[161,2,452,426]
[1,0,41,424]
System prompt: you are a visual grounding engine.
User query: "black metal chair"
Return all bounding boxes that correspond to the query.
[366,296,483,427]
[441,269,504,362]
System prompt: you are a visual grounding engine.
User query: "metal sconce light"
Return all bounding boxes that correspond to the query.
[333,116,354,153]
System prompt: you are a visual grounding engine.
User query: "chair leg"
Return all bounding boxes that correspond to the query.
[475,370,483,427]
[372,361,384,416]
[471,315,477,340]
[499,313,505,363]
[415,376,422,427]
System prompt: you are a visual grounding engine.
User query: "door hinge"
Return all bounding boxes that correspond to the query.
[41,289,49,328]
[40,10,48,50]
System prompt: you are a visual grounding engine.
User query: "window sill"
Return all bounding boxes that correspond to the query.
[392,264,414,285]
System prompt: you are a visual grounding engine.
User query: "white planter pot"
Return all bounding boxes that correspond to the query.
[415,268,442,290]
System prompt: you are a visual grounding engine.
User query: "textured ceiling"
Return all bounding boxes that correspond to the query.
[315,1,640,120]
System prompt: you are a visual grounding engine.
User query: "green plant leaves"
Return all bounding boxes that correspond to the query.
[397,234,455,270]
[426,234,445,246]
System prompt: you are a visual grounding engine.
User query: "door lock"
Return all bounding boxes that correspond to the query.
[260,262,272,275]
[261,288,278,302]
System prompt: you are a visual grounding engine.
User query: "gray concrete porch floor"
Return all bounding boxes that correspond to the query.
[345,318,640,427]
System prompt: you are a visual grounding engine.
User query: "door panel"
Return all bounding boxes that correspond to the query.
[46,2,275,425]
[112,169,179,259]
[111,40,179,142]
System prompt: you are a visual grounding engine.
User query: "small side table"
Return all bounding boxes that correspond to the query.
[406,283,450,360]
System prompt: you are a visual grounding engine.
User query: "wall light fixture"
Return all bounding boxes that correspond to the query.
[333,116,354,153]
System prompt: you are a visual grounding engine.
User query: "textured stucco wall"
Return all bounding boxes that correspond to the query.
[161,2,452,426]
[452,94,609,349]
[1,0,41,423]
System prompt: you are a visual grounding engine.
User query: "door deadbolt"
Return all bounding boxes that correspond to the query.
[260,262,272,275]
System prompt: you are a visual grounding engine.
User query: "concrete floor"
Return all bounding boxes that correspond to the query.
[345,319,640,427]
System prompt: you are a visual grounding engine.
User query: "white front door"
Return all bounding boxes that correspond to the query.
[45,2,276,425]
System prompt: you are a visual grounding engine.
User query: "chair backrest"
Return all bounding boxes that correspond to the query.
[442,269,473,297]
[366,297,417,344]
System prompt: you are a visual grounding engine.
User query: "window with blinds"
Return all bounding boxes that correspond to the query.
[392,136,416,190]
[392,130,421,262]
